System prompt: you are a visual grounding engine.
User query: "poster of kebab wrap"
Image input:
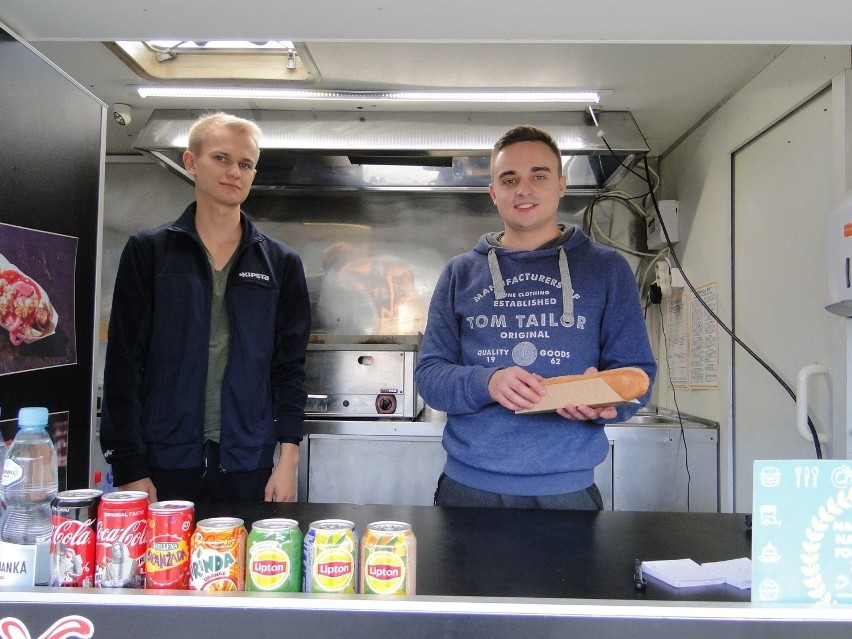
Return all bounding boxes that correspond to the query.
[0,223,78,375]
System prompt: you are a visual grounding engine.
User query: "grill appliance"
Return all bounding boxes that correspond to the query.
[304,334,423,420]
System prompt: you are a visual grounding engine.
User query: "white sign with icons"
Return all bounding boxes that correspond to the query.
[752,460,852,603]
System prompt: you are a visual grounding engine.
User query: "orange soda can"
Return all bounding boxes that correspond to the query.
[189,517,246,591]
[145,500,194,589]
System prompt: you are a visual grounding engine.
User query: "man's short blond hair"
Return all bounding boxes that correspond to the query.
[187,112,262,155]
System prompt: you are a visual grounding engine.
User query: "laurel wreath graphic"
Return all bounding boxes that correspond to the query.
[801,487,852,604]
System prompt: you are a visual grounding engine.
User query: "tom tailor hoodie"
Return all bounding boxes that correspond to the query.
[414,225,657,496]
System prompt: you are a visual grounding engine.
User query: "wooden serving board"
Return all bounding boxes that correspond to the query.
[516,367,649,414]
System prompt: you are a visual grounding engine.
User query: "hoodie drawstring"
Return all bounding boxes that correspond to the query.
[487,245,575,325]
[558,247,575,325]
[488,248,507,300]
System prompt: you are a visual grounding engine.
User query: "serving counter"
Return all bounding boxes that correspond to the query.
[1,503,851,638]
[299,409,719,511]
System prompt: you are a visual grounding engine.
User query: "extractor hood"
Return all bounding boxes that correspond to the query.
[133,109,648,193]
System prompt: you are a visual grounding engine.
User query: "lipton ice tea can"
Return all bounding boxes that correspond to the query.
[189,517,246,591]
[360,521,416,595]
[303,519,357,593]
[145,500,194,589]
[245,518,302,592]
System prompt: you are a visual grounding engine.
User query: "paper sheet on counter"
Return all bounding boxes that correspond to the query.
[641,559,726,588]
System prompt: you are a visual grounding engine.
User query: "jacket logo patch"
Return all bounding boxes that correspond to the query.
[238,271,270,282]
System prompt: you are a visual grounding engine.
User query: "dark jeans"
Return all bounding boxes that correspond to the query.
[150,440,271,503]
[434,473,603,510]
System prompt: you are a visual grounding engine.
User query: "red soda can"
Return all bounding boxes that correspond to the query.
[145,500,194,589]
[95,490,149,588]
[50,489,102,587]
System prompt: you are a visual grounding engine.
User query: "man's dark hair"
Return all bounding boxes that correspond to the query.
[491,125,562,177]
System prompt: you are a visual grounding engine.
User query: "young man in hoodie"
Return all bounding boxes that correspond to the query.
[414,125,656,509]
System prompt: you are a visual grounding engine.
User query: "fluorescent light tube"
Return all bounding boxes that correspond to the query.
[136,87,605,104]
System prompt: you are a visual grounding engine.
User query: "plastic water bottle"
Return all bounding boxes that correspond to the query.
[1,407,58,585]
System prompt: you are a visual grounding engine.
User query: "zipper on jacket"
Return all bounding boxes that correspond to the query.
[174,211,265,475]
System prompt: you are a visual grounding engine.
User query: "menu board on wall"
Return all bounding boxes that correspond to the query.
[0,26,104,489]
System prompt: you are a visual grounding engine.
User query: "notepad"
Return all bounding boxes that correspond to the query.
[641,559,726,588]
[701,558,752,590]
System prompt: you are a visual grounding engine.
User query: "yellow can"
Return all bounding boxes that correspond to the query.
[303,519,358,593]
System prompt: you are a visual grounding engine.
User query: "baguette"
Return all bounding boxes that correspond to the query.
[516,366,650,414]
[541,367,649,401]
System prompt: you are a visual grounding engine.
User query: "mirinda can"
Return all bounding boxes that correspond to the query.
[145,500,194,589]
[360,521,416,595]
[94,490,149,588]
[303,519,357,593]
[189,517,246,591]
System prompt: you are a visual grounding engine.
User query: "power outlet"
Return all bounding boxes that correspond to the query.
[670,267,685,290]
[655,262,672,298]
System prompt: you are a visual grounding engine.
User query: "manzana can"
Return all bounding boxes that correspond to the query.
[303,519,358,593]
[95,490,149,588]
[189,517,246,591]
[245,518,302,592]
[50,489,102,587]
[360,521,416,595]
[145,500,195,589]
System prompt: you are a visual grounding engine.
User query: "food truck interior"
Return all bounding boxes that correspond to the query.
[1,3,852,636]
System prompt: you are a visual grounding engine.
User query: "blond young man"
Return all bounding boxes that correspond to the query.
[101,113,311,503]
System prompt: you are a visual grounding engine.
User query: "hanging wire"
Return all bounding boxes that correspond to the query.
[658,304,692,511]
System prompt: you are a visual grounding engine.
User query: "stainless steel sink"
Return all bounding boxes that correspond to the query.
[621,413,684,425]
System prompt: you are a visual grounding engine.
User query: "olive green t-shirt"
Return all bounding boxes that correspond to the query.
[202,249,236,443]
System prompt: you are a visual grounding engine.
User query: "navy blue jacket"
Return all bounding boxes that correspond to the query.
[100,203,311,486]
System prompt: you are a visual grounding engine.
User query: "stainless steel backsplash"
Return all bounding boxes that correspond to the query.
[101,161,641,340]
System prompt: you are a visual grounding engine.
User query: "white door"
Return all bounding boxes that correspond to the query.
[732,88,843,511]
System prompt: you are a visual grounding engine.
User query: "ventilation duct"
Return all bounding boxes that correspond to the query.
[133,109,648,193]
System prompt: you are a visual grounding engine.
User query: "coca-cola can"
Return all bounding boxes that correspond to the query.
[95,490,149,588]
[50,489,102,587]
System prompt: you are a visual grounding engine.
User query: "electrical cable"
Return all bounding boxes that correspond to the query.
[658,304,691,511]
[589,106,823,458]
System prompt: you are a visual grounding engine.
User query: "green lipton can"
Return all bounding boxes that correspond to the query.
[245,518,302,592]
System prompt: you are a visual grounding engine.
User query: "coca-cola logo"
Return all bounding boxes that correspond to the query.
[96,519,147,547]
[52,519,95,546]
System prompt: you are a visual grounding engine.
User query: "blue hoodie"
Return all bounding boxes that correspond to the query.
[415,225,656,496]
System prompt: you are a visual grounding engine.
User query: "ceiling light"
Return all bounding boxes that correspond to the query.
[146,40,295,51]
[136,86,606,104]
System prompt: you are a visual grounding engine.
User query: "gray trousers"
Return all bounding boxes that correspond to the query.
[434,473,603,511]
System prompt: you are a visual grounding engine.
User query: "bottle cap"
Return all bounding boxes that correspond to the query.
[17,407,49,429]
